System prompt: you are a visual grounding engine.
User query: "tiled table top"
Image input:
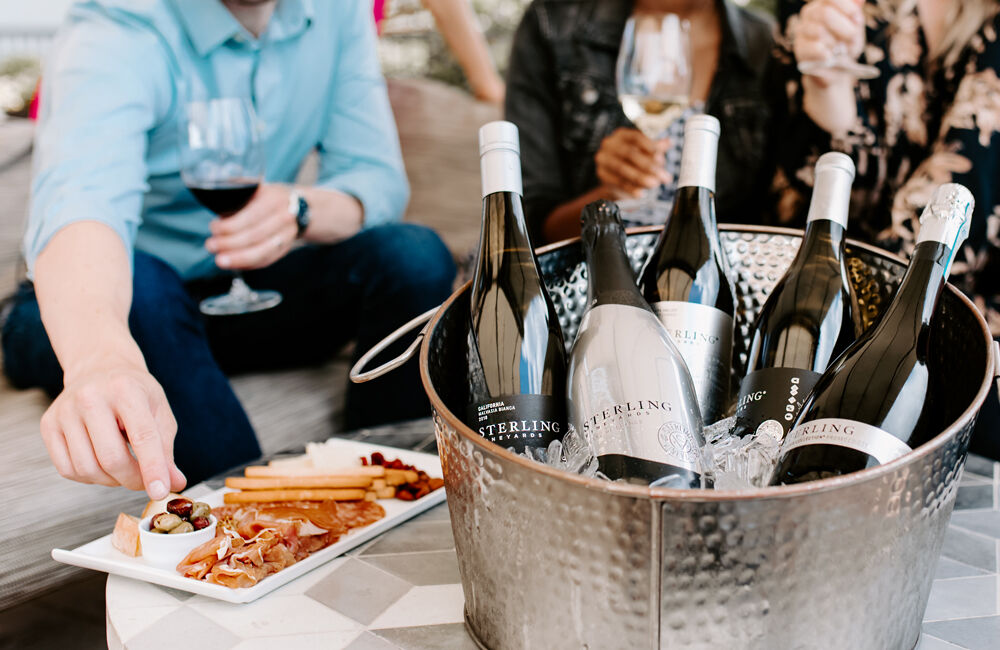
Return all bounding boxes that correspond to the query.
[105,424,1000,650]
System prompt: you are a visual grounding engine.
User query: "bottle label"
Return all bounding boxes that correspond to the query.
[734,367,821,439]
[578,399,702,472]
[466,394,566,453]
[651,301,734,423]
[780,418,912,465]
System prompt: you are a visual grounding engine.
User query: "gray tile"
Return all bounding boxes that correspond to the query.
[950,511,1000,539]
[935,556,991,580]
[954,485,994,510]
[362,550,462,586]
[374,623,478,650]
[916,635,967,650]
[940,525,997,572]
[923,616,1000,650]
[963,455,997,479]
[126,606,239,650]
[923,576,998,622]
[961,471,993,486]
[359,521,456,555]
[414,503,452,522]
[155,585,196,602]
[344,631,403,650]
[306,557,411,626]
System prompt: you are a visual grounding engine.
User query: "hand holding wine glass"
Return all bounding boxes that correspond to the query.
[180,98,282,315]
[205,184,300,271]
[795,0,877,81]
[594,128,672,199]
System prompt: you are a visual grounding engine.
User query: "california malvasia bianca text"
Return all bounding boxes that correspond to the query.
[639,114,736,423]
[466,121,568,453]
[733,152,860,441]
[569,200,704,487]
[771,183,974,484]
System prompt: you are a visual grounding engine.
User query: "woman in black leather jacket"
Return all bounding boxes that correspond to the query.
[505,0,776,244]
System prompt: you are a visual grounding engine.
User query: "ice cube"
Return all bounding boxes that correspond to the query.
[700,417,783,488]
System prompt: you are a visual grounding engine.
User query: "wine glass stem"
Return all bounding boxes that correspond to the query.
[228,272,255,299]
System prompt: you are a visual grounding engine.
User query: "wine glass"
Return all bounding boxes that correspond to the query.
[180,98,282,316]
[615,13,693,212]
[797,41,880,80]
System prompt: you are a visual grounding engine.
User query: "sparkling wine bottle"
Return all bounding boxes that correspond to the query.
[638,114,736,423]
[569,200,704,487]
[466,121,568,453]
[770,183,974,485]
[733,152,861,441]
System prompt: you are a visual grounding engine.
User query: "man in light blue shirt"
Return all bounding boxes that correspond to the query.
[1,0,456,498]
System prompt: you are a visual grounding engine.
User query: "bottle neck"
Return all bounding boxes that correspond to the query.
[877,240,951,336]
[584,222,649,311]
[794,219,846,267]
[477,192,532,261]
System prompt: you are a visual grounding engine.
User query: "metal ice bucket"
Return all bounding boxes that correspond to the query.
[366,225,995,649]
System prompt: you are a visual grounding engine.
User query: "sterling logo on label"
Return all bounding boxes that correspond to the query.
[479,419,562,437]
[794,420,856,435]
[665,328,721,345]
[736,389,766,413]
[581,400,672,433]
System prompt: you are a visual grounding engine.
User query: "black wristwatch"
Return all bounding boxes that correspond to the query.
[289,190,310,238]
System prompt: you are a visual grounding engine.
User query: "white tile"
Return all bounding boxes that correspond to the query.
[189,593,363,638]
[108,605,177,643]
[231,630,364,650]
[106,575,187,610]
[368,584,465,629]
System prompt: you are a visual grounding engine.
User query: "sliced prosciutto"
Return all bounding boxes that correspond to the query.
[175,500,385,587]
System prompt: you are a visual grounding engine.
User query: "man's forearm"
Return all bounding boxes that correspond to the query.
[33,222,144,381]
[298,186,366,244]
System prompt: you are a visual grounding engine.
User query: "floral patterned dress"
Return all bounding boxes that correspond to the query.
[771,1,1000,337]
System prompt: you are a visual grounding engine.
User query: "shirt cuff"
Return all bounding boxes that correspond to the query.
[24,210,137,279]
[317,168,409,229]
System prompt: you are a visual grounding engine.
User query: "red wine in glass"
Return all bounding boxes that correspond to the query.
[187,180,259,216]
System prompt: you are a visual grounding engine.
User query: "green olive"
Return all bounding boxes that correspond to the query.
[168,521,195,534]
[150,512,183,533]
[190,502,212,519]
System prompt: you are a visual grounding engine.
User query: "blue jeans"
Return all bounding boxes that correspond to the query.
[1,224,456,484]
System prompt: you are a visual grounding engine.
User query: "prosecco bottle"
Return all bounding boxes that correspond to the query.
[733,152,861,441]
[466,121,568,453]
[569,200,704,487]
[770,183,974,485]
[638,114,736,423]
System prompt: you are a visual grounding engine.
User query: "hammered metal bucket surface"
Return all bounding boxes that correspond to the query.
[419,225,995,650]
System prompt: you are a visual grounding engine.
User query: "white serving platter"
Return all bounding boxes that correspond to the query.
[52,439,446,603]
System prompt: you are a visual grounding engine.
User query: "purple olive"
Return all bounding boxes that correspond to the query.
[190,516,212,531]
[166,498,193,518]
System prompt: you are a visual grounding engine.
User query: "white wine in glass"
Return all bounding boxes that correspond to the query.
[615,13,693,209]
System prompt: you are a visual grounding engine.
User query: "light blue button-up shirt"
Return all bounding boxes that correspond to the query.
[26,0,409,280]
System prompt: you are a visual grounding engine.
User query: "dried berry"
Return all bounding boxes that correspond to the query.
[166,497,193,518]
[190,516,212,531]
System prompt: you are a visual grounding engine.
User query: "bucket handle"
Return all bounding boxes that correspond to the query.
[349,306,438,383]
[994,341,1000,393]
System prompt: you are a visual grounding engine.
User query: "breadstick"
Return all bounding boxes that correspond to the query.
[225,476,373,490]
[374,486,396,499]
[244,465,385,478]
[385,469,420,486]
[223,488,367,503]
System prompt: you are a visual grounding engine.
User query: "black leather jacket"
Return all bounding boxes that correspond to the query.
[505,0,776,243]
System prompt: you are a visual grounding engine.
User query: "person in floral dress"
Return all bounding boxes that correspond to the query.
[772,0,1000,456]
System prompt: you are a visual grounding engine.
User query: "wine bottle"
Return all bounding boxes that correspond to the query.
[466,121,568,453]
[770,183,974,485]
[638,114,736,423]
[732,152,861,441]
[569,200,704,486]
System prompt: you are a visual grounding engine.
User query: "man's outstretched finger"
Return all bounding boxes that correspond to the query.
[62,415,118,486]
[151,389,187,492]
[40,416,75,480]
[116,390,172,499]
[86,405,145,491]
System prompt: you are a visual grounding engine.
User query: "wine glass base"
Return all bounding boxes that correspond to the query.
[797,59,880,80]
[199,289,283,316]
